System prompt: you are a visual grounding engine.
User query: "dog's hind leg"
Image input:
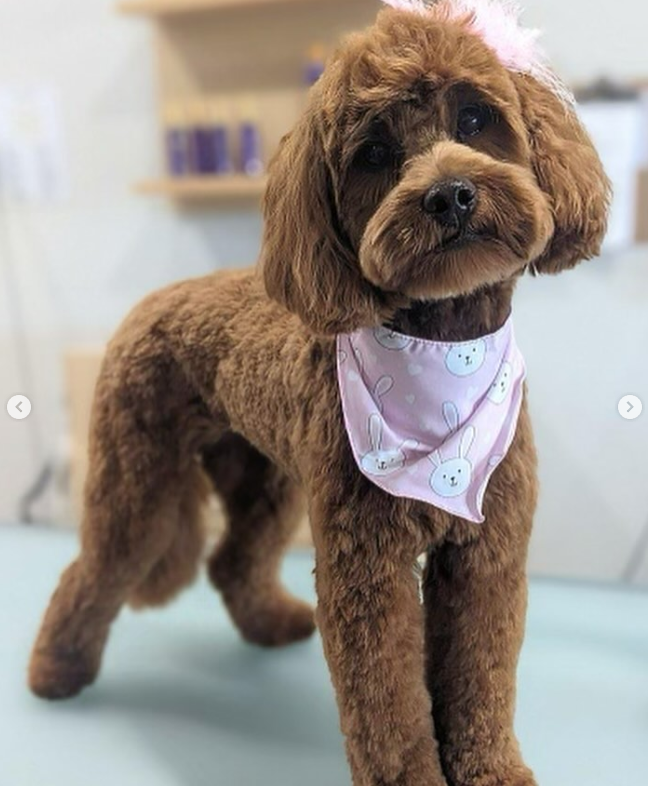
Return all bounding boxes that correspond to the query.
[28,347,218,700]
[127,463,210,610]
[204,433,316,647]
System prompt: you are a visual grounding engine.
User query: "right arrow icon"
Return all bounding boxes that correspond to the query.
[619,395,642,420]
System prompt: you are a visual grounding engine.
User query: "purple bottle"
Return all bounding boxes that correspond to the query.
[193,131,216,174]
[238,97,263,177]
[190,101,219,175]
[209,99,233,174]
[164,103,191,177]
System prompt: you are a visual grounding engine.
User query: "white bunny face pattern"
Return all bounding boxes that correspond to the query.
[429,431,474,496]
[337,316,526,523]
[428,403,474,497]
[361,414,415,476]
[445,339,487,376]
[488,360,512,404]
[374,326,412,351]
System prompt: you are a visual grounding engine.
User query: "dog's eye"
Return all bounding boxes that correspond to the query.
[457,104,491,138]
[357,142,393,171]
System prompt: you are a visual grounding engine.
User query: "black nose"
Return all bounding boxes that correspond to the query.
[422,178,477,227]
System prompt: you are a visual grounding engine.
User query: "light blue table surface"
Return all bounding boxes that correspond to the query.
[1,525,646,786]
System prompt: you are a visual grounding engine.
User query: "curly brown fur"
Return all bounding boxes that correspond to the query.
[204,433,316,646]
[29,6,609,786]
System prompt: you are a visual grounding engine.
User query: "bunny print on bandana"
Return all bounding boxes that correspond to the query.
[428,402,476,498]
[361,414,417,476]
[445,339,487,376]
[337,316,526,523]
[488,360,513,404]
[374,326,413,351]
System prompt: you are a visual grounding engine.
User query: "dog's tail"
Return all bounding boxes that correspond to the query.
[128,463,211,609]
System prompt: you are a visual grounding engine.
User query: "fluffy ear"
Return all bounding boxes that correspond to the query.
[514,76,612,274]
[261,94,389,335]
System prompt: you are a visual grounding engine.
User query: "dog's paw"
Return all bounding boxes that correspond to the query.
[237,595,317,648]
[28,644,99,700]
[453,770,537,786]
[446,759,536,786]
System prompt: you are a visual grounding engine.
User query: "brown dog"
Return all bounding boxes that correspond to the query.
[29,4,609,785]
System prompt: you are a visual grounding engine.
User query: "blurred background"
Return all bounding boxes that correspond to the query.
[0,0,647,578]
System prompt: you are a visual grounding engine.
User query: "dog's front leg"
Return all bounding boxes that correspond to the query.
[311,485,447,786]
[423,510,536,786]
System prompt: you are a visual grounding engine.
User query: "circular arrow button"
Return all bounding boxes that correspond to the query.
[6,394,32,421]
[618,395,642,421]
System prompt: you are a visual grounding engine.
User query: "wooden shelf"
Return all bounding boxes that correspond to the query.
[118,0,324,16]
[134,175,268,201]
[120,0,377,203]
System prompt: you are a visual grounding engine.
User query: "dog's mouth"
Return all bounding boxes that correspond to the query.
[435,228,498,253]
[359,222,526,301]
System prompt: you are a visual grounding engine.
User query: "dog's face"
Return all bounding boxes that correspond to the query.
[262,5,610,334]
[335,37,554,304]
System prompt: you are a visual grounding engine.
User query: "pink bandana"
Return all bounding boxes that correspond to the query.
[336,316,526,523]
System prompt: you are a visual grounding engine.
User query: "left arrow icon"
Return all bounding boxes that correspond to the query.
[6,395,31,420]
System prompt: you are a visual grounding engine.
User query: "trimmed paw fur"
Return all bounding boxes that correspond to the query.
[29,645,99,700]
[237,596,317,647]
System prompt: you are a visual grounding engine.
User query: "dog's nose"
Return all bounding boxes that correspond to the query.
[422,178,477,227]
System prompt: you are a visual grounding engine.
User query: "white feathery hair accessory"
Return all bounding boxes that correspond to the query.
[381,0,575,106]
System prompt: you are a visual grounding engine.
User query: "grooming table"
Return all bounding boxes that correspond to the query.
[1,525,646,786]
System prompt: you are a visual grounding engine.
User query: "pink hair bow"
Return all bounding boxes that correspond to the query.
[381,0,574,105]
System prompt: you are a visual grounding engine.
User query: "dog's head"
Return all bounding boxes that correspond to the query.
[261,0,611,334]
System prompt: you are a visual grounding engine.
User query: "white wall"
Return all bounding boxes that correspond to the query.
[0,0,647,583]
[524,0,648,83]
[0,0,262,522]
[517,248,648,584]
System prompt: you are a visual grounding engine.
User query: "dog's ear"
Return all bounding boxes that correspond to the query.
[261,96,385,335]
[514,75,611,274]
